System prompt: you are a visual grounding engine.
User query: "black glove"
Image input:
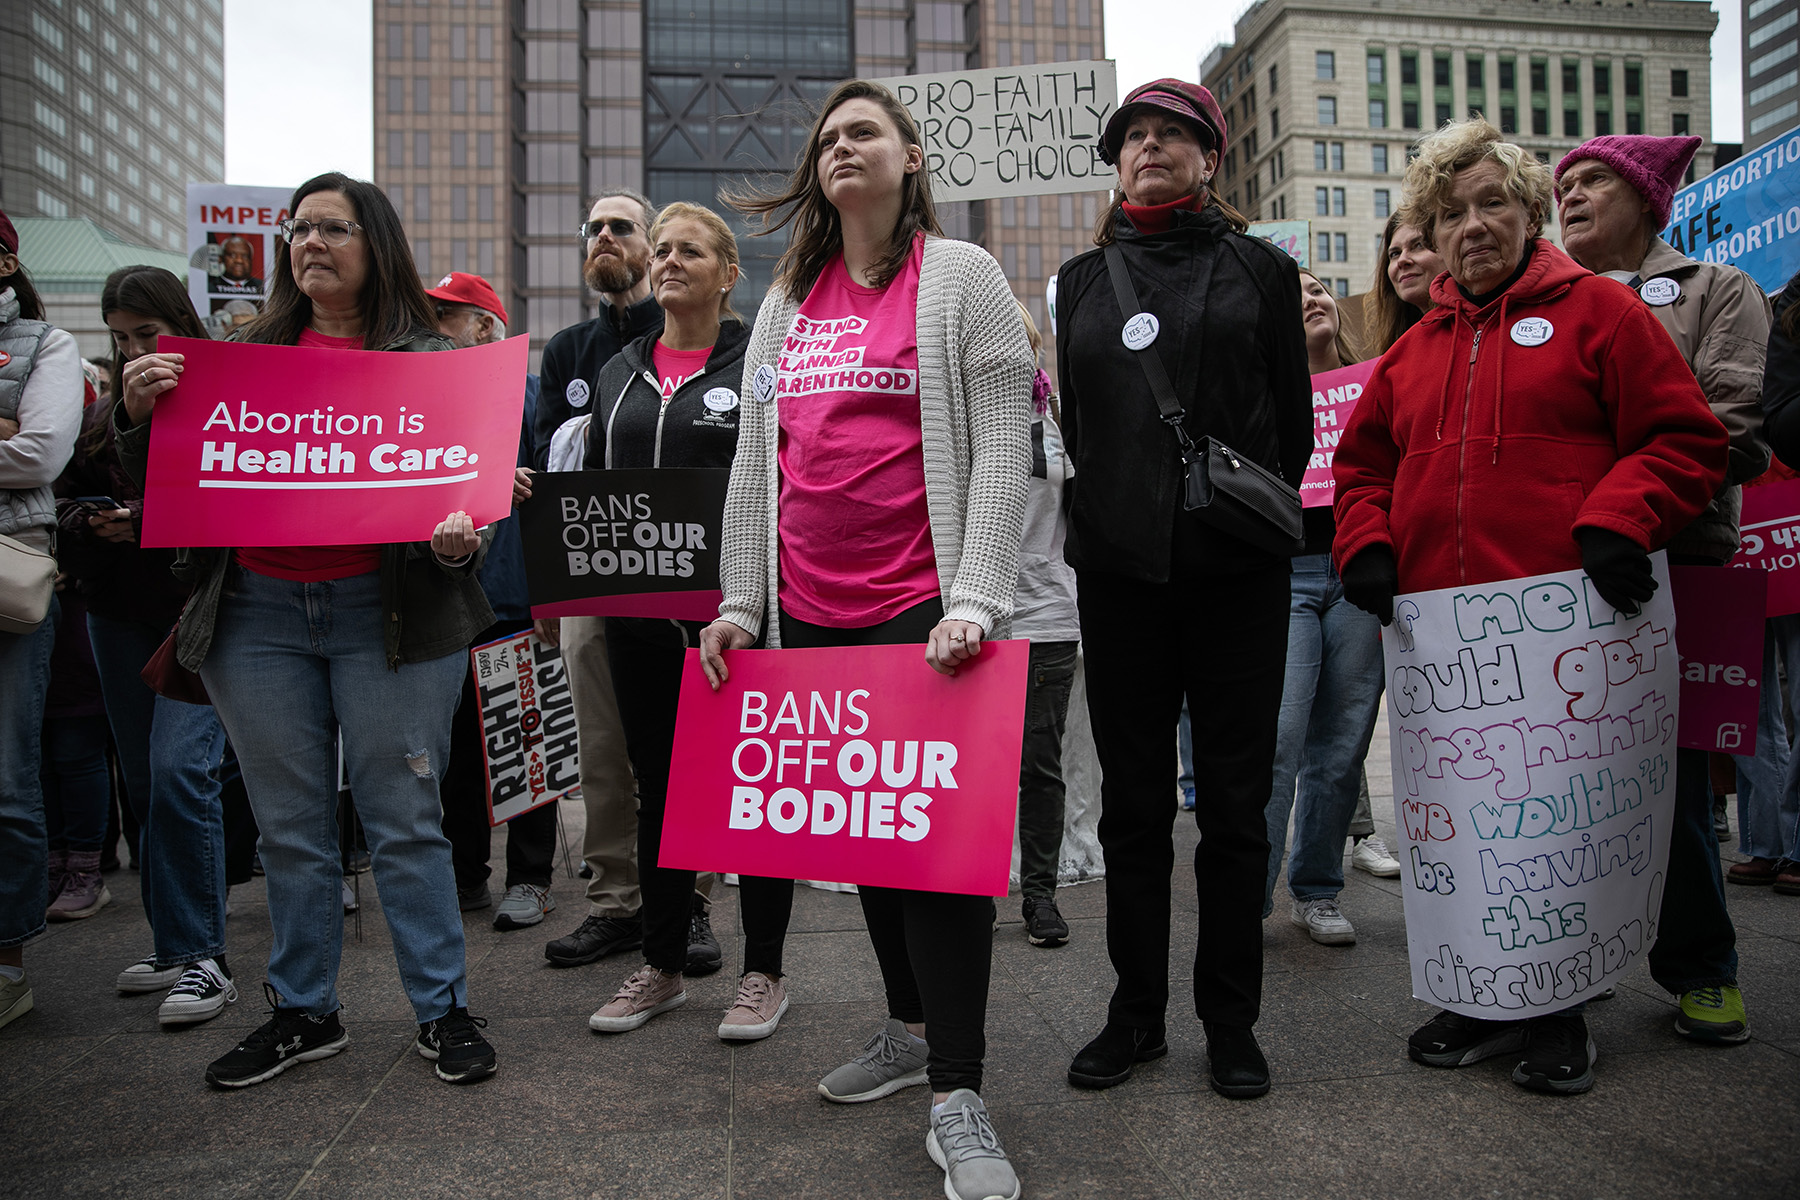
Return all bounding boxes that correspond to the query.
[1340,545,1398,625]
[1576,527,1656,615]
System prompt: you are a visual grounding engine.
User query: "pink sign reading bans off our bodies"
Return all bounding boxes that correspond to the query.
[1303,360,1374,509]
[660,641,1030,896]
[1737,478,1800,617]
[141,335,528,548]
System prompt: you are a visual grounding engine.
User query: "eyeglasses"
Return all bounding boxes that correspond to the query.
[278,218,363,247]
[579,218,637,241]
[434,303,477,322]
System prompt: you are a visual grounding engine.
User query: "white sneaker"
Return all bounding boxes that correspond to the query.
[117,956,184,994]
[158,958,239,1026]
[1351,835,1402,877]
[341,878,359,913]
[1292,898,1356,945]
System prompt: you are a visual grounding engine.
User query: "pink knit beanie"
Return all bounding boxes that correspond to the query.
[1554,135,1702,228]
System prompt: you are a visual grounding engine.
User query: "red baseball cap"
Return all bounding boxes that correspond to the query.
[425,271,508,326]
[1101,79,1229,166]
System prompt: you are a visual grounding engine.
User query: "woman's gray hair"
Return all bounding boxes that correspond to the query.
[1398,116,1555,246]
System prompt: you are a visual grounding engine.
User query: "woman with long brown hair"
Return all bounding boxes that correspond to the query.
[1362,213,1447,357]
[114,173,500,1090]
[703,79,1033,1200]
[55,265,246,1024]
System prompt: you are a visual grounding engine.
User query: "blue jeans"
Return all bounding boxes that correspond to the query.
[1263,555,1384,911]
[1648,748,1738,993]
[0,595,58,948]
[88,612,232,965]
[201,567,469,1022]
[1734,615,1800,861]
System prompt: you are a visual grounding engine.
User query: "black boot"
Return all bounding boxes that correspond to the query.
[1204,1023,1270,1099]
[1068,1022,1167,1089]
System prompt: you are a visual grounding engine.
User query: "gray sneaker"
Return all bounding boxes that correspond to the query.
[493,883,555,931]
[927,1089,1021,1200]
[1291,897,1356,945]
[818,1017,930,1103]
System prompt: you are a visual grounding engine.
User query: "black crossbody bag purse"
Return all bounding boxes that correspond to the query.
[1101,243,1304,557]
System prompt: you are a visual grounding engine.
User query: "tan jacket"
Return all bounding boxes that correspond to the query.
[1631,237,1772,561]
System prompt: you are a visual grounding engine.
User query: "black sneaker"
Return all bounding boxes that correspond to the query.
[1512,1009,1596,1095]
[1204,1023,1271,1099]
[204,983,348,1089]
[685,896,722,976]
[1022,896,1069,948]
[1068,1022,1168,1089]
[1408,1009,1529,1068]
[416,1008,497,1084]
[543,912,643,967]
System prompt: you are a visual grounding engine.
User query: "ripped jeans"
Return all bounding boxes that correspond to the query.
[201,566,470,1023]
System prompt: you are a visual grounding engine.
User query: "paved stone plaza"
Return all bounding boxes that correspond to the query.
[3,719,1796,1200]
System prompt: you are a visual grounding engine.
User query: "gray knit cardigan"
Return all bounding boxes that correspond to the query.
[718,236,1034,646]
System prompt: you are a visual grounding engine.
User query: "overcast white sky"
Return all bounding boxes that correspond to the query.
[224,0,1744,187]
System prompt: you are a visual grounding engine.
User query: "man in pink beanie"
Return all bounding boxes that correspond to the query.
[1555,134,1770,1046]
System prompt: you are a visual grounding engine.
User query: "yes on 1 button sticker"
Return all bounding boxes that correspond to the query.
[566,378,592,409]
[1510,317,1553,347]
[752,363,777,404]
[703,386,740,413]
[1122,312,1160,350]
[1641,277,1681,306]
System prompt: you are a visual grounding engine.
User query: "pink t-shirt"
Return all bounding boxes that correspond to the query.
[235,329,383,582]
[651,340,712,399]
[777,235,939,627]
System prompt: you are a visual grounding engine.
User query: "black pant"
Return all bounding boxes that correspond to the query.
[782,598,994,1094]
[1018,640,1079,899]
[1077,565,1289,1033]
[442,620,557,891]
[607,616,794,976]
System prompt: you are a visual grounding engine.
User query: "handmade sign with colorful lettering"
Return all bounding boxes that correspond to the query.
[472,631,579,825]
[1383,556,1679,1018]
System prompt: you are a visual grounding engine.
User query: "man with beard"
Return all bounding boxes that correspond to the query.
[210,236,261,296]
[531,191,664,468]
[529,191,721,977]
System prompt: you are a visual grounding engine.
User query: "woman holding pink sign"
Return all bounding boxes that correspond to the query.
[703,79,1034,1200]
[1258,267,1387,948]
[113,173,499,1091]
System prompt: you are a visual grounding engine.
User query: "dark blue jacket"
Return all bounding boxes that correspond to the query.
[476,374,538,622]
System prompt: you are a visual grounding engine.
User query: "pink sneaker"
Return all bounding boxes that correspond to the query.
[588,966,686,1033]
[717,971,788,1041]
[47,851,111,921]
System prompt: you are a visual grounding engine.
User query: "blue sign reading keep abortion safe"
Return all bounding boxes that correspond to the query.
[1662,124,1800,293]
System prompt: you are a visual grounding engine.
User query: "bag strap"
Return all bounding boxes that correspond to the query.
[1102,244,1193,449]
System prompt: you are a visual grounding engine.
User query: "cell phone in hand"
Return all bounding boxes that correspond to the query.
[73,495,120,514]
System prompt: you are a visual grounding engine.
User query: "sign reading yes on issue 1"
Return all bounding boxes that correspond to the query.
[872,61,1118,203]
[659,642,1030,896]
[140,336,527,548]
[519,468,729,623]
[1385,557,1679,1018]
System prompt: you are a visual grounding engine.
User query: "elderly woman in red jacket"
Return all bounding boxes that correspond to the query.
[1332,117,1727,1095]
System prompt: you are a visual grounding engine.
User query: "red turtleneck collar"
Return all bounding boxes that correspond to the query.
[1120,192,1203,234]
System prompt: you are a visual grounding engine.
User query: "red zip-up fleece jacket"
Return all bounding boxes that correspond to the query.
[1332,238,1728,592]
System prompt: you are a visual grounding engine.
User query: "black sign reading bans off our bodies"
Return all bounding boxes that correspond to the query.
[521,468,729,623]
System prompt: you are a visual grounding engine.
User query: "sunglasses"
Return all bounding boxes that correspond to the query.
[579,218,638,241]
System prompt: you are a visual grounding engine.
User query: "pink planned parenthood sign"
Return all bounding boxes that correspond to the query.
[140,335,528,547]
[1304,360,1375,509]
[660,641,1030,896]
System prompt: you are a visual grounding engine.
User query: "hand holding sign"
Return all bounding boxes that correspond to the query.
[700,619,756,689]
[121,352,186,424]
[926,619,984,675]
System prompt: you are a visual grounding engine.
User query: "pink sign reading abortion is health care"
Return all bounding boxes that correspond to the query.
[141,335,528,547]
[1303,360,1375,508]
[1670,565,1768,754]
[660,641,1029,896]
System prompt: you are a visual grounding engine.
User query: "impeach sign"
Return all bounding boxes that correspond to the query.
[660,642,1030,896]
[140,336,527,547]
[520,469,728,623]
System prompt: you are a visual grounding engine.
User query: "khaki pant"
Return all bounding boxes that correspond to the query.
[561,616,715,916]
